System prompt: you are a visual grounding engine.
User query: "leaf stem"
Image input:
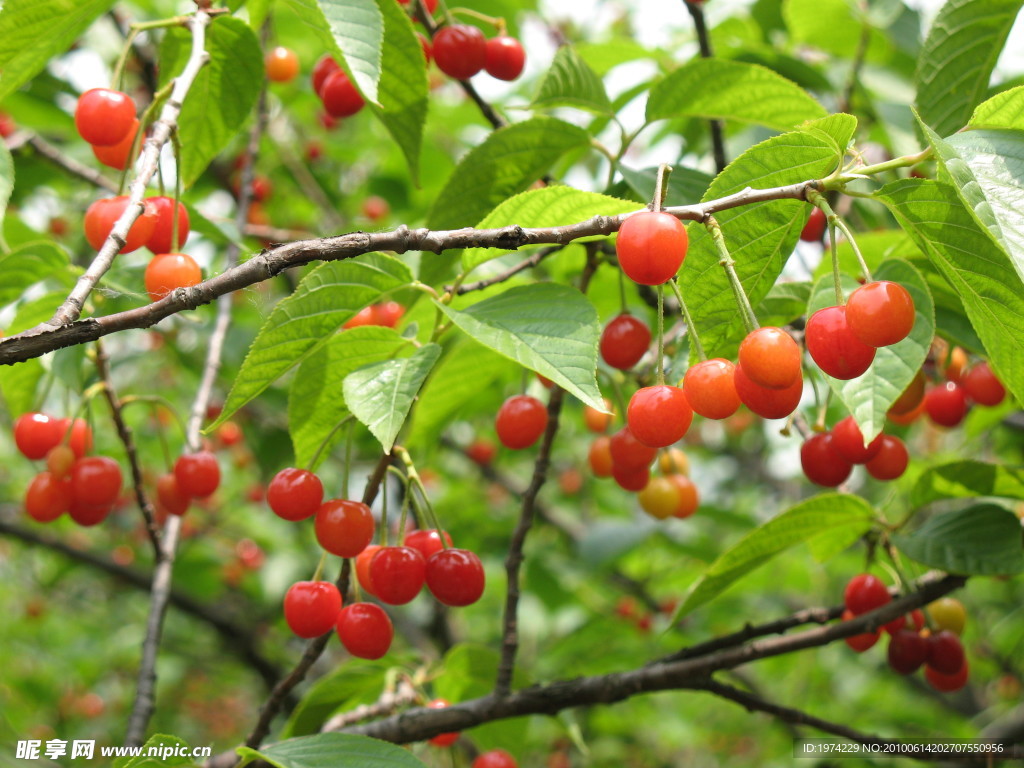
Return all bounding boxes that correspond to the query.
[707,216,757,333]
[652,163,673,211]
[668,278,705,361]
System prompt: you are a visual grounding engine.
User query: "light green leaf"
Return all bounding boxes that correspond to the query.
[113,734,193,768]
[532,45,612,114]
[0,140,13,236]
[0,241,70,307]
[911,461,1024,509]
[0,359,42,417]
[754,280,812,328]
[435,283,604,410]
[237,733,428,768]
[618,165,713,208]
[646,58,826,131]
[784,0,861,57]
[894,504,1024,575]
[970,85,1024,129]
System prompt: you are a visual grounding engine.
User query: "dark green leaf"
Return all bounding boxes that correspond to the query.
[911,461,1024,509]
[618,165,713,208]
[280,662,390,739]
[894,504,1024,575]
[532,45,612,114]
[237,733,428,768]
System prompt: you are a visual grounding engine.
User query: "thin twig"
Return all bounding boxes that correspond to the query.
[7,133,120,193]
[445,245,565,295]
[682,0,726,173]
[320,679,418,731]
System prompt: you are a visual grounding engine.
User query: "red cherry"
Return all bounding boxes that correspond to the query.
[473,749,518,768]
[369,546,426,605]
[845,281,915,348]
[844,574,890,616]
[962,361,1006,406]
[74,88,136,146]
[466,439,497,465]
[830,415,883,464]
[284,580,342,638]
[433,25,487,80]
[14,412,65,460]
[626,385,692,447]
[805,305,876,379]
[800,207,827,242]
[864,435,908,481]
[267,468,324,521]
[92,118,139,170]
[314,499,375,558]
[68,498,113,527]
[361,195,391,222]
[427,699,459,747]
[588,436,613,477]
[683,358,740,419]
[173,451,220,499]
[145,196,191,255]
[25,472,72,522]
[84,196,158,254]
[924,382,969,427]
[0,112,16,138]
[71,456,123,507]
[926,630,965,675]
[265,46,300,83]
[156,473,190,517]
[600,314,651,370]
[669,474,699,518]
[343,306,376,329]
[312,54,340,95]
[371,301,404,327]
[888,629,928,675]
[426,548,485,607]
[144,253,202,302]
[484,36,525,81]
[800,433,852,487]
[321,69,365,117]
[615,211,689,286]
[62,418,93,459]
[841,609,881,652]
[737,327,802,390]
[733,365,803,419]
[495,395,548,449]
[608,425,658,470]
[404,529,452,561]
[355,544,382,597]
[925,659,969,692]
[417,33,432,65]
[336,602,393,659]
[611,462,650,492]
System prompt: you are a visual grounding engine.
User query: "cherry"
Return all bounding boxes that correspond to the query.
[404,528,453,560]
[343,306,377,329]
[484,35,526,81]
[473,749,518,768]
[250,176,273,202]
[71,456,122,507]
[312,54,340,95]
[733,365,803,419]
[864,435,908,481]
[669,474,699,518]
[944,346,968,383]
[336,602,393,659]
[92,118,139,170]
[840,609,881,652]
[369,546,426,605]
[284,580,342,638]
[371,301,404,327]
[659,447,689,475]
[889,369,926,416]
[466,438,497,465]
[927,597,966,636]
[882,608,924,637]
[887,629,928,674]
[144,253,202,302]
[584,398,613,433]
[84,196,158,254]
[600,314,651,370]
[361,195,390,222]
[355,544,382,597]
[495,395,548,449]
[683,358,740,419]
[609,425,658,469]
[626,385,692,448]
[588,436,613,477]
[25,472,72,522]
[68,498,113,527]
[14,412,65,460]
[398,0,438,12]
[805,305,876,379]
[321,70,365,117]
[61,418,93,458]
[315,499,375,558]
[145,196,191,254]
[737,327,802,390]
[800,206,827,242]
[615,211,688,286]
[426,699,459,747]
[846,281,915,348]
[433,25,487,80]
[267,468,324,521]
[426,548,485,606]
[925,659,969,692]
[74,88,136,146]
[46,445,76,479]
[174,451,220,498]
[417,33,433,65]
[924,381,969,427]
[0,112,15,138]
[830,415,883,464]
[156,473,190,517]
[800,433,852,487]
[638,476,680,520]
[611,462,650,492]
[265,46,300,82]
[926,630,965,675]
[962,361,1006,406]
[844,573,890,615]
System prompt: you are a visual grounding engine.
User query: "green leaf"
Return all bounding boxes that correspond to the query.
[288,327,412,469]
[646,58,826,131]
[237,733,428,768]
[914,0,1024,137]
[280,661,390,739]
[894,504,1024,575]
[216,254,413,426]
[461,186,636,273]
[159,17,263,188]
[911,461,1024,509]
[0,241,70,307]
[876,178,1024,405]
[754,281,812,328]
[971,85,1024,129]
[0,0,115,103]
[784,0,861,57]
[342,343,441,452]
[676,494,876,618]
[618,165,713,207]
[435,283,604,410]
[113,734,193,768]
[0,358,42,418]
[532,45,612,114]
[0,140,13,236]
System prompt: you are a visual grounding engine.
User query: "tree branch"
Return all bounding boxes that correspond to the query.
[682,0,726,173]
[6,133,120,193]
[445,245,565,295]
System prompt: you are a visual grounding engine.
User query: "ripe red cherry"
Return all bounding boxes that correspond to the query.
[473,749,518,768]
[683,358,740,419]
[25,472,72,522]
[925,659,969,692]
[321,69,365,117]
[805,305,876,379]
[68,498,113,527]
[71,456,123,507]
[265,46,300,82]
[466,439,497,465]
[800,433,852,487]
[841,609,881,652]
[830,415,883,464]
[312,54,340,95]
[60,418,93,459]
[145,196,191,254]
[369,546,426,605]
[588,436,613,477]
[433,25,487,80]
[371,301,404,327]
[156,473,189,517]
[92,117,139,170]
[844,574,890,615]
[404,528,452,560]
[315,499,375,558]
[611,462,650,492]
[484,36,526,81]
[669,474,699,518]
[74,88,136,146]
[927,630,965,675]
[962,361,1006,406]
[733,365,803,419]
[267,468,324,521]
[84,196,158,254]
[144,253,202,302]
[737,327,802,390]
[426,548,485,607]
[174,450,220,498]
[283,580,342,638]
[14,412,65,460]
[426,699,459,747]
[864,435,908,481]
[343,306,376,329]
[846,281,916,348]
[888,629,928,675]
[609,425,658,469]
[600,314,651,370]
[495,395,548,449]
[626,385,692,447]
[924,381,969,427]
[800,206,827,242]
[616,211,689,286]
[336,602,393,659]
[355,544,382,597]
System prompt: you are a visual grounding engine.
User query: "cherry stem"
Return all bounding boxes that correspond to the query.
[379,470,390,546]
[118,81,174,195]
[304,415,353,473]
[448,7,503,28]
[847,147,932,179]
[350,560,363,602]
[668,278,706,362]
[111,29,141,92]
[656,284,666,384]
[395,446,447,548]
[651,163,672,211]
[813,387,831,432]
[707,216,758,333]
[311,551,328,583]
[386,466,412,541]
[834,216,872,283]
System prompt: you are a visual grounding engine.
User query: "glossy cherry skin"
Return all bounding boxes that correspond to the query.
[312,54,340,95]
[924,382,969,427]
[800,433,852,487]
[609,425,658,470]
[864,434,908,481]
[92,117,139,170]
[426,548,485,606]
[321,69,365,117]
[616,211,688,286]
[267,468,324,521]
[805,305,876,380]
[683,358,740,419]
[626,385,692,448]
[638,476,681,520]
[417,33,432,65]
[484,36,525,81]
[25,472,72,522]
[84,196,158,254]
[156,473,190,517]
[355,544,382,597]
[925,659,969,692]
[846,281,915,348]
[611,462,650,492]
[800,206,827,242]
[283,580,342,638]
[174,451,220,498]
[74,88,136,146]
[472,749,518,768]
[738,327,802,390]
[145,196,190,254]
[336,602,393,659]
[433,25,487,80]
[265,46,300,82]
[495,395,548,449]
[426,699,459,747]
[14,412,65,460]
[927,597,966,636]
[830,415,883,464]
[926,630,965,675]
[343,306,377,329]
[600,314,651,370]
[962,361,1006,406]
[844,573,890,615]
[144,253,202,302]
[369,546,426,605]
[733,365,803,420]
[888,629,928,675]
[404,529,453,561]
[588,436,613,477]
[71,456,123,507]
[315,499,375,558]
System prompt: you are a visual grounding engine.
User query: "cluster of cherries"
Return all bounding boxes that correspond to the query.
[801,416,907,487]
[842,574,969,693]
[74,87,143,172]
[267,466,485,659]
[431,24,526,83]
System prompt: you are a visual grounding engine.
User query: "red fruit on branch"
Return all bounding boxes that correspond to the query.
[145,196,191,255]
[426,548,485,606]
[737,327,801,390]
[887,629,928,675]
[683,358,741,419]
[321,70,365,117]
[864,435,909,481]
[626,385,692,447]
[962,361,1006,406]
[25,472,72,522]
[841,609,881,652]
[484,36,526,81]
[799,433,852,488]
[336,602,393,659]
[174,451,220,498]
[845,281,915,348]
[427,699,460,747]
[433,25,487,80]
[265,46,300,83]
[84,196,158,254]
[805,305,876,380]
[315,499,375,558]
[733,365,802,419]
[14,413,65,460]
[283,580,342,638]
[369,546,426,605]
[924,382,969,428]
[267,468,324,521]
[830,416,883,464]
[404,528,452,560]
[92,117,139,170]
[844,574,890,615]
[75,88,136,146]
[144,253,202,302]
[600,314,651,370]
[800,207,827,242]
[495,395,548,449]
[615,211,689,286]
